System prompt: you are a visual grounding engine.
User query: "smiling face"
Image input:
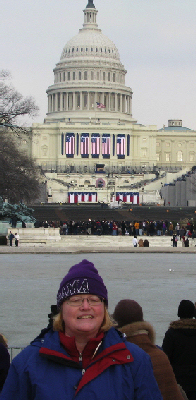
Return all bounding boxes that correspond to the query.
[62,295,105,339]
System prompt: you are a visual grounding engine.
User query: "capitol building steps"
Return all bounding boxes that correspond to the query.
[55,235,181,249]
[9,228,195,249]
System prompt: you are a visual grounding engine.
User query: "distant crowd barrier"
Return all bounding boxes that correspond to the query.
[8,346,24,361]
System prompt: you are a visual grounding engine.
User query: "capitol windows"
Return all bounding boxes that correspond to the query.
[166,142,170,147]
[86,48,88,52]
[156,142,160,147]
[111,93,115,111]
[177,151,183,162]
[117,94,120,111]
[58,93,60,111]
[91,48,93,52]
[72,48,74,52]
[63,94,66,110]
[142,148,147,157]
[76,93,80,109]
[63,72,65,81]
[79,72,82,80]
[189,153,194,162]
[108,72,110,81]
[59,73,61,82]
[91,71,94,80]
[53,94,55,112]
[97,71,99,80]
[113,73,115,82]
[165,153,170,162]
[156,153,160,161]
[73,72,75,80]
[81,48,83,52]
[96,48,98,52]
[84,71,88,80]
[68,72,70,81]
[68,93,73,110]
[90,93,94,108]
[103,72,105,81]
[83,92,88,109]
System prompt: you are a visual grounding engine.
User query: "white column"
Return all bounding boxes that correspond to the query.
[80,92,83,110]
[87,92,90,110]
[129,96,132,115]
[120,94,122,113]
[55,93,58,112]
[73,92,76,110]
[115,93,118,112]
[60,93,63,111]
[126,96,128,114]
[94,91,98,108]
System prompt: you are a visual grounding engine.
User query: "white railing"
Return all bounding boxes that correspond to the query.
[8,347,24,361]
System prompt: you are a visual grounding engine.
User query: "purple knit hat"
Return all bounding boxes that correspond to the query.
[57,259,108,308]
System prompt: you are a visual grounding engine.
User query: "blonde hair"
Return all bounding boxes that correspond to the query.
[0,334,8,348]
[53,304,114,332]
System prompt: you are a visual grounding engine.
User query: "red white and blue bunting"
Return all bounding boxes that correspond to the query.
[68,192,98,204]
[116,192,139,204]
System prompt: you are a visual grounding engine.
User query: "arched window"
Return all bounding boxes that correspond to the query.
[177,151,183,162]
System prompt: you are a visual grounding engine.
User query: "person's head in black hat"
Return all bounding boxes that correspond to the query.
[177,300,196,319]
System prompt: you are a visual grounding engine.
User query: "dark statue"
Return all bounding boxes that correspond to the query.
[0,197,36,227]
[86,0,95,8]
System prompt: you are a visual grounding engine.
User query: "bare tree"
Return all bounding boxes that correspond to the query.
[0,133,41,203]
[0,71,41,203]
[0,70,39,133]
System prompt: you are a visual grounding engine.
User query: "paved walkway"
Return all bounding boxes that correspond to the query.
[1,235,196,253]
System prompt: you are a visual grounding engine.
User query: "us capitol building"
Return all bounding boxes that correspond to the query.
[30,0,196,205]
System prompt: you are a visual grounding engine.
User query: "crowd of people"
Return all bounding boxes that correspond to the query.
[1,259,196,399]
[36,219,195,238]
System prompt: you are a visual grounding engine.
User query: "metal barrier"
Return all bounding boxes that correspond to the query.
[8,347,24,361]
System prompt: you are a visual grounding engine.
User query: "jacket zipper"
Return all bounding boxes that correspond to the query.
[79,352,85,375]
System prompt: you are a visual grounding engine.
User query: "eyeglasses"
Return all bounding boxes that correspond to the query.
[66,296,103,307]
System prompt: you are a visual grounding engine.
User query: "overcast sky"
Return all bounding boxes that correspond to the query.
[1,0,196,129]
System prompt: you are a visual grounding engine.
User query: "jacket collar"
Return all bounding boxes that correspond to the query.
[119,321,155,344]
[169,318,196,330]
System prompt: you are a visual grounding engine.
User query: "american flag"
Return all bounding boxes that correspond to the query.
[65,134,75,155]
[81,135,89,155]
[117,136,125,155]
[96,102,106,109]
[91,136,100,155]
[102,136,110,155]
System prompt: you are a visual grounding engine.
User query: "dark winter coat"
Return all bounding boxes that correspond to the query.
[0,327,162,400]
[162,318,196,394]
[0,344,10,393]
[119,321,184,400]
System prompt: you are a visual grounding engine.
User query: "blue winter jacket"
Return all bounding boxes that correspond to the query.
[0,327,162,400]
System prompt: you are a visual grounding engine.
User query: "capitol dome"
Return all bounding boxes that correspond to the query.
[60,0,120,62]
[60,28,120,62]
[45,0,133,123]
